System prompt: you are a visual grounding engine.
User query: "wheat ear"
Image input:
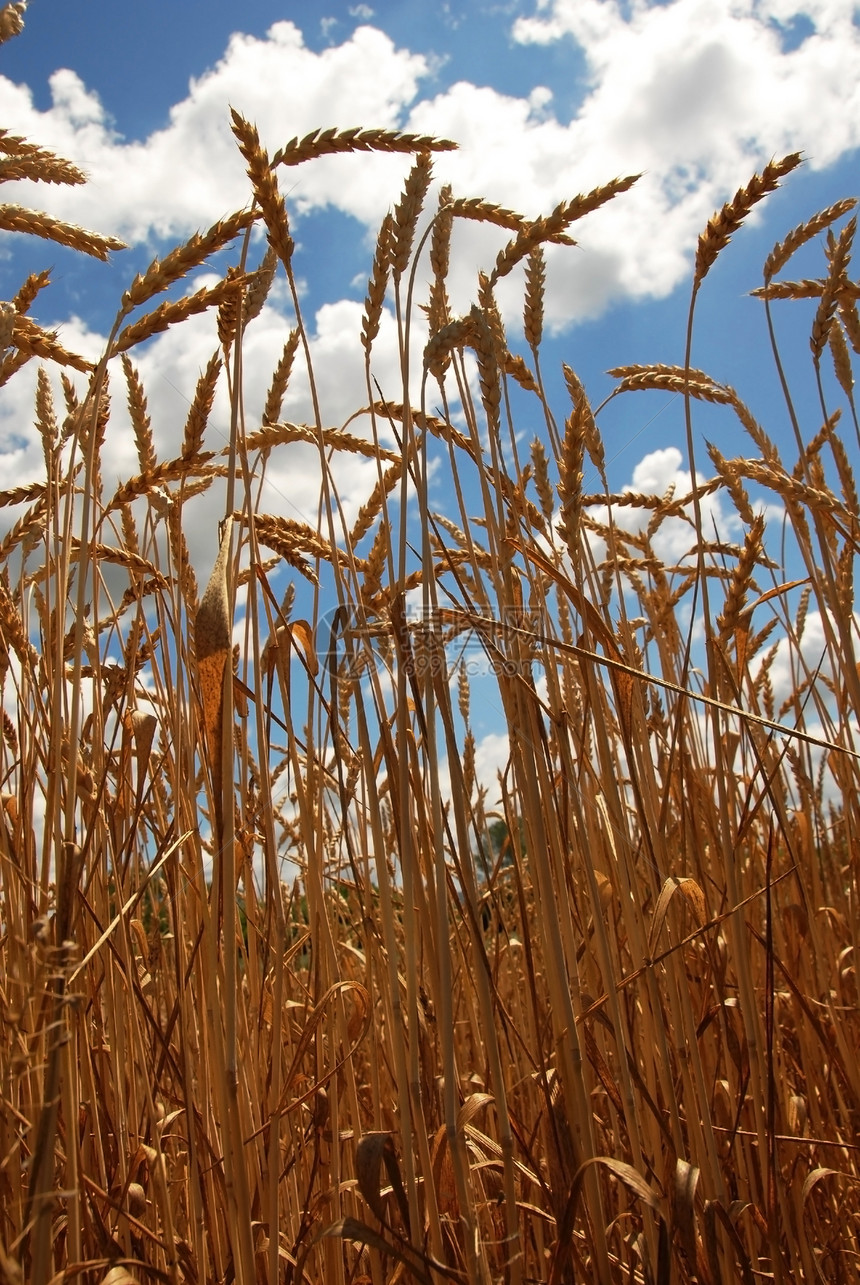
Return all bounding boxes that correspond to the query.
[122,208,257,312]
[0,203,126,260]
[271,126,456,167]
[695,153,802,286]
[0,5,26,45]
[490,174,638,285]
[763,198,856,282]
[230,110,294,268]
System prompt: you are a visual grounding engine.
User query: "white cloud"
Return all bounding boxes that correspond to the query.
[586,444,741,566]
[0,279,427,576]
[0,5,856,332]
[0,21,429,242]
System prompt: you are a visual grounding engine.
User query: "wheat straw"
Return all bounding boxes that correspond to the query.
[4,100,860,1285]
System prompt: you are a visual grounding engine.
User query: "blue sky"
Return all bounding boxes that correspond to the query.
[1,1,857,473]
[1,0,859,757]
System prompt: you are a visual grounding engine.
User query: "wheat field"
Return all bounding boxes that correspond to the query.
[1,8,860,1284]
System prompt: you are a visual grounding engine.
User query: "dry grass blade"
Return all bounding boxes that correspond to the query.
[271,125,457,167]
[490,173,639,285]
[110,275,248,356]
[695,152,803,286]
[230,109,294,267]
[0,203,126,260]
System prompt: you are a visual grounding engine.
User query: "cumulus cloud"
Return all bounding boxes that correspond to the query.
[0,21,429,241]
[0,273,430,580]
[0,4,857,330]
